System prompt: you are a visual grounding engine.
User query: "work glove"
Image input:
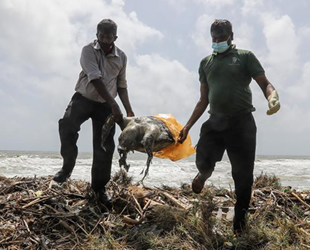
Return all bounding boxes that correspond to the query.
[267,90,280,115]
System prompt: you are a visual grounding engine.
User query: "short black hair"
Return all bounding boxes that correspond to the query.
[97,19,117,35]
[210,19,232,34]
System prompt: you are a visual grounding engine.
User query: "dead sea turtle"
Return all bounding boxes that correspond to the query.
[101,115,175,180]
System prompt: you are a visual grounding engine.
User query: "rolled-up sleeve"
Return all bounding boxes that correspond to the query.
[117,54,127,88]
[80,45,102,82]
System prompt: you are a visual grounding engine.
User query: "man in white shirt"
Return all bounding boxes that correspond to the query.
[53,19,135,207]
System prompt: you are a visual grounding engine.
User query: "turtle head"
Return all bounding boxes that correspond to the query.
[118,126,140,153]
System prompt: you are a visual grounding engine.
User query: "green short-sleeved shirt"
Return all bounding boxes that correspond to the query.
[199,45,265,115]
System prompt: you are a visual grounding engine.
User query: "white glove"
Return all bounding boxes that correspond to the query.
[267,90,280,115]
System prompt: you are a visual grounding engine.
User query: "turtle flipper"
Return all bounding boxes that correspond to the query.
[141,150,153,182]
[119,150,130,172]
[101,114,116,151]
[141,135,154,181]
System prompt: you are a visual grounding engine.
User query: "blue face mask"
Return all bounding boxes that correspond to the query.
[212,40,230,53]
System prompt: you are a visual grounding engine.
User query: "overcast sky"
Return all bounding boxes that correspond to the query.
[0,0,309,156]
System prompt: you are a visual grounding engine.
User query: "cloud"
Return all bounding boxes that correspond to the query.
[255,102,310,156]
[0,0,164,151]
[127,54,198,121]
[242,0,263,15]
[0,0,163,99]
[194,0,235,7]
[0,0,163,72]
[166,0,235,12]
[287,62,310,102]
[0,0,80,73]
[116,11,163,53]
[165,0,189,13]
[261,14,300,77]
[191,14,215,54]
[233,22,255,50]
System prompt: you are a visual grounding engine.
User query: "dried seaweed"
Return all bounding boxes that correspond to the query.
[0,173,310,249]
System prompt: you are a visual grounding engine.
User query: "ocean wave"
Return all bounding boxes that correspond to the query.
[1,151,309,190]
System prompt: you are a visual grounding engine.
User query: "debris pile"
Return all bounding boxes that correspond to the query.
[0,172,310,249]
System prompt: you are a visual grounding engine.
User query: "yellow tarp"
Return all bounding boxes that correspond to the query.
[153,114,196,161]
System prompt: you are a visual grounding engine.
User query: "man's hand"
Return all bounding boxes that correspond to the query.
[91,79,124,121]
[267,90,280,115]
[117,88,135,119]
[178,127,189,144]
[127,111,135,117]
[111,103,123,122]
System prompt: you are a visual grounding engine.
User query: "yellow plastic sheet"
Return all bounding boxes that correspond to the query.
[153,114,196,161]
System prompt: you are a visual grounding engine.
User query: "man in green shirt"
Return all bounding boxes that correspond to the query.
[178,19,280,235]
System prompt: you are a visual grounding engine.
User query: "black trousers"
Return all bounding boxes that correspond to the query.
[58,92,115,192]
[196,112,256,227]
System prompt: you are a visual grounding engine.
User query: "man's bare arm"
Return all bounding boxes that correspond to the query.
[91,79,123,122]
[117,87,135,117]
[254,74,275,98]
[178,83,209,143]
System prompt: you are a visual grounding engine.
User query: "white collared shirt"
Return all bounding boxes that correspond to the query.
[75,40,127,103]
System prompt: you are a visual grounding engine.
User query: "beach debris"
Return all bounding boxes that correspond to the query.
[0,172,310,249]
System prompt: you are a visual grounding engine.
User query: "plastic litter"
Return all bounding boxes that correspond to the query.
[153,114,196,161]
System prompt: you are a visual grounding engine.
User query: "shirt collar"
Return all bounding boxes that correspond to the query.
[93,40,119,57]
[212,44,237,56]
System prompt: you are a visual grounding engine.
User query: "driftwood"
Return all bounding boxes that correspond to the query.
[0,172,310,249]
